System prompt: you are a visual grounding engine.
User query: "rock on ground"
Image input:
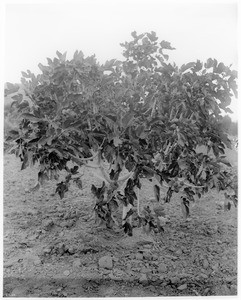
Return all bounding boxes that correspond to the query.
[98,255,113,270]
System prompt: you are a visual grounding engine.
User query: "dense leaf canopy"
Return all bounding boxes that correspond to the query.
[5,31,238,233]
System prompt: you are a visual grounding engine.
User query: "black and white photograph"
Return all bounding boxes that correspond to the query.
[1,0,238,297]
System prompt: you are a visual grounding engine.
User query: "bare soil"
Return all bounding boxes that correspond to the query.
[3,151,237,297]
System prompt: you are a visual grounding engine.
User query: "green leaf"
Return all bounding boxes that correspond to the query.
[38,63,48,73]
[122,112,134,128]
[4,83,20,96]
[56,50,62,59]
[21,113,40,122]
[21,71,29,78]
[11,94,23,101]
[47,57,52,65]
[147,31,158,42]
[160,40,175,50]
[215,62,226,74]
[196,163,203,177]
[217,158,232,167]
[180,62,195,73]
[205,58,213,68]
[74,178,83,189]
[193,60,203,72]
[131,31,137,39]
[177,133,185,147]
[142,166,155,177]
[136,125,145,137]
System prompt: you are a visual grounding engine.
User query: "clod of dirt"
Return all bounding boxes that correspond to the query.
[158,263,167,273]
[214,284,230,295]
[139,273,148,284]
[203,259,209,269]
[24,255,42,266]
[229,284,237,295]
[135,253,143,260]
[42,219,54,230]
[225,275,237,283]
[43,247,52,255]
[4,257,19,268]
[177,283,187,291]
[66,245,75,254]
[175,249,182,256]
[140,266,151,274]
[59,220,75,228]
[73,258,82,268]
[98,255,113,269]
[10,286,29,297]
[170,277,179,285]
[63,270,70,276]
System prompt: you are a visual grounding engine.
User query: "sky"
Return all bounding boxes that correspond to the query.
[2,0,239,120]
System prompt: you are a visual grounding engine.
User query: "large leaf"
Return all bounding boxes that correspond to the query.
[4,82,20,96]
[160,40,175,50]
[180,62,195,73]
[11,94,23,101]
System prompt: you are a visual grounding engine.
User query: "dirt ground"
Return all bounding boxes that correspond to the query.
[3,150,238,297]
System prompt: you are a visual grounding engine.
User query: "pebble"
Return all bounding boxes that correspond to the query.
[136,253,143,260]
[168,246,176,253]
[67,246,75,254]
[139,273,148,284]
[143,244,152,249]
[152,254,159,260]
[225,275,236,283]
[158,263,167,273]
[200,273,208,279]
[99,255,113,270]
[140,267,151,274]
[203,259,209,269]
[212,263,219,271]
[42,219,54,230]
[170,256,178,261]
[10,286,28,297]
[60,220,74,228]
[177,283,187,290]
[73,258,82,268]
[175,249,182,256]
[33,257,42,266]
[102,269,111,275]
[158,275,165,281]
[108,272,117,280]
[4,257,20,268]
[112,256,119,262]
[113,268,125,277]
[170,277,179,285]
[43,248,52,254]
[63,270,70,276]
[229,284,237,295]
[148,285,157,294]
[214,284,230,295]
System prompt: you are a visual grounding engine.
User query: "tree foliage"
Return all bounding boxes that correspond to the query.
[221,115,238,136]
[5,31,238,235]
